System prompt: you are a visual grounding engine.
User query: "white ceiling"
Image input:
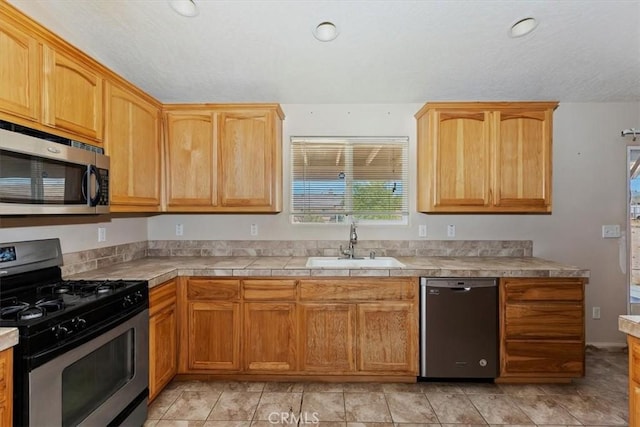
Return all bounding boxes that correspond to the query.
[7,0,640,104]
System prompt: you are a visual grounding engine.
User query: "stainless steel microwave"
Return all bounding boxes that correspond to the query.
[0,128,109,214]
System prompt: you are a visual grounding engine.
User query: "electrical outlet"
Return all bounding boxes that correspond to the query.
[250,224,258,236]
[592,306,601,319]
[447,224,456,237]
[418,224,427,237]
[602,225,621,238]
[175,224,184,236]
[98,227,106,242]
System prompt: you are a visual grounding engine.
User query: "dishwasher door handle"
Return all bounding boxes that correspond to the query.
[450,287,471,292]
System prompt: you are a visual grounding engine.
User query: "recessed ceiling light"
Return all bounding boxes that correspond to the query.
[169,0,199,17]
[313,22,339,42]
[509,17,538,38]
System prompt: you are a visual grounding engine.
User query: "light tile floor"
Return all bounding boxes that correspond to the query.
[145,348,628,426]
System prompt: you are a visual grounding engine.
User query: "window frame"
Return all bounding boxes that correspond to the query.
[289,136,409,225]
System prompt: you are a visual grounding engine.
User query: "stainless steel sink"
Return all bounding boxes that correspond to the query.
[305,257,405,268]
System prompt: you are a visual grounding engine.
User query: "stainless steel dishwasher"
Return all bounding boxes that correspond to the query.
[419,277,498,379]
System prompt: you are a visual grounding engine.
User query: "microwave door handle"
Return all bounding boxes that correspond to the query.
[88,165,102,207]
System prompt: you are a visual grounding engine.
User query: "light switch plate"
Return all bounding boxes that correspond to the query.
[418,224,427,237]
[602,224,621,238]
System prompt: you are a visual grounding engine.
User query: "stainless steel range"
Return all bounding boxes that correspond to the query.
[0,238,149,427]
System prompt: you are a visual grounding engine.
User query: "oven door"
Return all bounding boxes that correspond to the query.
[28,310,149,427]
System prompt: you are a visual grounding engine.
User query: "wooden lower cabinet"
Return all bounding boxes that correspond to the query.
[299,303,356,373]
[244,302,296,372]
[177,277,418,378]
[499,278,585,381]
[187,301,241,371]
[0,347,12,426]
[358,302,416,372]
[149,279,177,401]
[629,335,640,426]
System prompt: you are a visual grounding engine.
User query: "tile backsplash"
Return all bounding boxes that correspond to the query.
[61,240,532,276]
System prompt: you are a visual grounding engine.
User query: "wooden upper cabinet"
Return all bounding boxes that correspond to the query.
[42,45,104,142]
[165,111,217,210]
[105,82,161,211]
[219,110,277,209]
[0,15,40,123]
[164,104,283,212]
[493,109,552,210]
[416,101,557,213]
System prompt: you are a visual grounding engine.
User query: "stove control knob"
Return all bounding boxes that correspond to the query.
[72,317,87,331]
[122,296,133,308]
[53,325,70,339]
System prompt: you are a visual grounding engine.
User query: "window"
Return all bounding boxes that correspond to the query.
[291,136,409,224]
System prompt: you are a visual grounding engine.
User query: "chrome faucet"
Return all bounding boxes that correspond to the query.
[340,222,359,259]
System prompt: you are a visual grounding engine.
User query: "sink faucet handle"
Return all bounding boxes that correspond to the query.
[369,250,376,259]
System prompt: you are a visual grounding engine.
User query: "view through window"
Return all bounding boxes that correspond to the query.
[290,136,409,224]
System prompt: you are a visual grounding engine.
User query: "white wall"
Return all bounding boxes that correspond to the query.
[1,102,638,345]
[0,217,148,253]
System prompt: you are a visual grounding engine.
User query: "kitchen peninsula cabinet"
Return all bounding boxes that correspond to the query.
[149,279,177,401]
[0,348,12,426]
[164,104,283,212]
[105,82,162,212]
[0,13,40,124]
[416,101,558,213]
[499,277,585,382]
[42,45,104,143]
[628,334,640,425]
[178,278,241,372]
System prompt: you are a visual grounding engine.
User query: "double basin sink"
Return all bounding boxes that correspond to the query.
[305,257,405,268]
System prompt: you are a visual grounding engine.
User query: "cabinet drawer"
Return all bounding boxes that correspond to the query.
[243,280,297,301]
[300,278,415,301]
[150,279,177,316]
[187,279,240,300]
[502,278,584,302]
[504,303,583,340]
[502,340,584,376]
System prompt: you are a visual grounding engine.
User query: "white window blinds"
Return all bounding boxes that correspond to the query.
[291,136,409,224]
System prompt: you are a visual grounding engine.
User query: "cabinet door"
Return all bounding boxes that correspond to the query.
[0,348,12,427]
[357,302,417,373]
[149,304,177,401]
[149,279,177,400]
[493,108,552,211]
[165,112,217,209]
[299,303,356,372]
[218,110,277,209]
[187,301,240,370]
[43,45,103,142]
[244,302,296,371]
[430,110,491,210]
[0,16,40,122]
[105,83,161,211]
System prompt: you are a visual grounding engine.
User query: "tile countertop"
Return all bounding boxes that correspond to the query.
[0,328,19,351]
[619,315,640,339]
[65,256,590,289]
